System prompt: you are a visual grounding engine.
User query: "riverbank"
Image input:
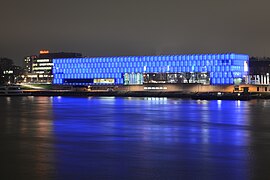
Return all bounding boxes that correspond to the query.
[1,90,270,100]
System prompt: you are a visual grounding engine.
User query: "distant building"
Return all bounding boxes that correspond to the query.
[38,51,82,59]
[248,57,270,84]
[0,58,13,70]
[0,58,24,84]
[23,55,37,73]
[24,50,82,83]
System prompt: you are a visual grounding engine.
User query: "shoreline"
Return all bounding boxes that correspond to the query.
[1,91,270,100]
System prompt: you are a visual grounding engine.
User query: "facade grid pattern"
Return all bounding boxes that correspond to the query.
[53,53,249,85]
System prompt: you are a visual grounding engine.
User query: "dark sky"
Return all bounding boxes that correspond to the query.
[1,0,270,65]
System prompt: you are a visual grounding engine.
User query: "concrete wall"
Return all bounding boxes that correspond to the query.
[244,84,270,92]
[118,84,270,93]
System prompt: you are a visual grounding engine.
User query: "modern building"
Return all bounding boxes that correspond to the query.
[53,53,249,86]
[24,50,82,83]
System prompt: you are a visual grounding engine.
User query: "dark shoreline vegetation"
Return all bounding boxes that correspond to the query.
[1,91,270,100]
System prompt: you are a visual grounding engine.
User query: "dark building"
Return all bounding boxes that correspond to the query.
[23,55,37,73]
[0,58,23,84]
[0,58,13,70]
[248,57,270,84]
[0,58,14,84]
[38,52,82,59]
[249,57,270,75]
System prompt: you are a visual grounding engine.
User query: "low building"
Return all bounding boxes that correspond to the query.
[52,53,249,88]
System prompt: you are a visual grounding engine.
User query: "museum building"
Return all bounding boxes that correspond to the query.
[52,53,249,86]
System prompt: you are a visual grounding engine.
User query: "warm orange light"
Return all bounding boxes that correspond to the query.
[40,50,49,54]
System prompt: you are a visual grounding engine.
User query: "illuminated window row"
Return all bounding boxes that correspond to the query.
[144,87,168,90]
[54,60,238,68]
[54,73,123,79]
[212,78,234,84]
[53,77,235,85]
[54,71,238,79]
[36,59,50,62]
[54,66,242,74]
[33,67,52,70]
[55,62,235,68]
[54,53,248,64]
[37,63,53,66]
[54,59,246,68]
[53,78,124,85]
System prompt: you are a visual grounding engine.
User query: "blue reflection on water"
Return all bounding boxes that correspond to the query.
[52,97,251,179]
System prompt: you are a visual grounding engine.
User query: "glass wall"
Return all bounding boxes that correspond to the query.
[53,53,249,85]
[143,72,210,84]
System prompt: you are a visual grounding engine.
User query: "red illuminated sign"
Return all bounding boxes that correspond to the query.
[40,50,49,54]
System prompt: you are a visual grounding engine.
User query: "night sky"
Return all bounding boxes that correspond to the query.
[1,0,270,65]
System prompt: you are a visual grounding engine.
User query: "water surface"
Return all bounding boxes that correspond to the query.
[1,96,270,179]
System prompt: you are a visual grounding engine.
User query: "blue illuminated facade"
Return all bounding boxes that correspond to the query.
[53,53,249,85]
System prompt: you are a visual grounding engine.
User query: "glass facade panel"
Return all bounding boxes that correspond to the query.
[52,53,249,85]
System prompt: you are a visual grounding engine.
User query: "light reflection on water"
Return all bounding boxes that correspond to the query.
[1,97,270,179]
[52,97,252,179]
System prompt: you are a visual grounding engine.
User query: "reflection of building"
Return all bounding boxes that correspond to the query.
[53,53,249,86]
[248,57,270,85]
[23,50,82,83]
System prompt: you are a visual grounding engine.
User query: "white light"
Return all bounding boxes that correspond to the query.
[36,59,50,62]
[244,61,248,72]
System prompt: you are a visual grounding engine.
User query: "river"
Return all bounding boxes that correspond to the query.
[1,96,270,179]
